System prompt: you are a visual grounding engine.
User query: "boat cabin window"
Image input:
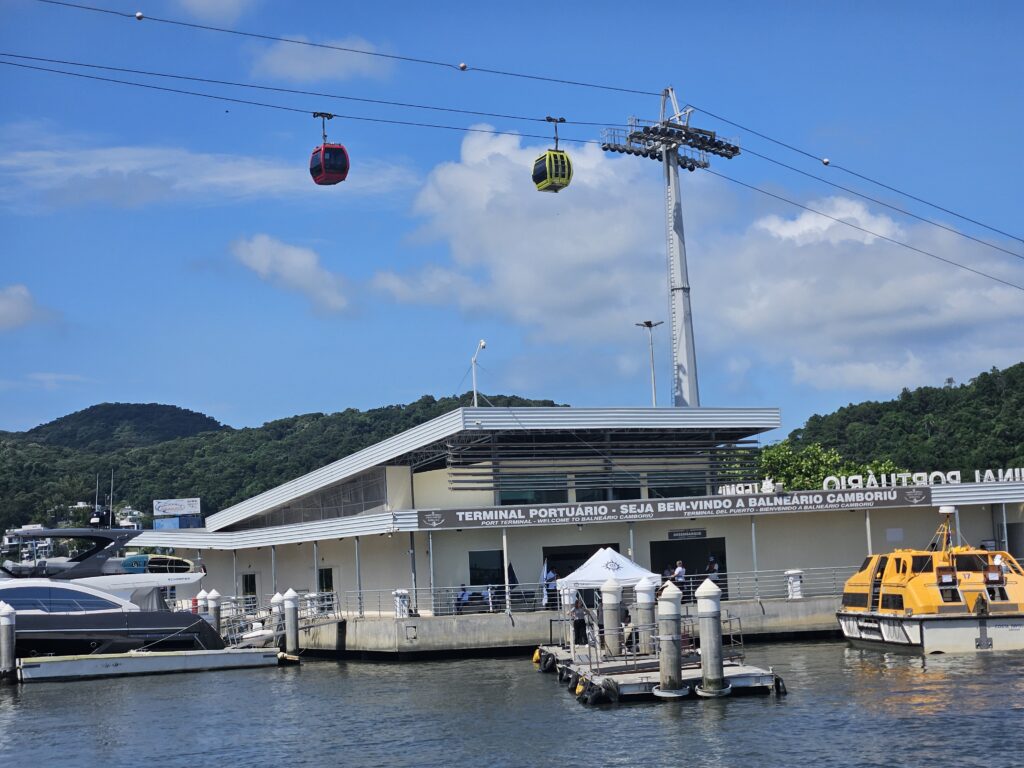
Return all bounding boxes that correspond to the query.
[954,554,988,572]
[0,585,120,612]
[857,557,873,573]
[911,555,934,574]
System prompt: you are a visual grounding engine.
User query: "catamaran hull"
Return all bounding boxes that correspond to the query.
[837,610,1024,653]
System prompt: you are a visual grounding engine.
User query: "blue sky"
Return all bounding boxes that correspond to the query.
[2,0,1022,440]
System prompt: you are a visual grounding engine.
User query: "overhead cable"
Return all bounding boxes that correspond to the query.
[704,169,1024,294]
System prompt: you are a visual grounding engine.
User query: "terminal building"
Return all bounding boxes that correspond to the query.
[137,405,1024,614]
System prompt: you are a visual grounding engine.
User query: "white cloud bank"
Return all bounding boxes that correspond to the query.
[0,142,417,212]
[0,284,44,331]
[232,234,348,312]
[373,131,1024,396]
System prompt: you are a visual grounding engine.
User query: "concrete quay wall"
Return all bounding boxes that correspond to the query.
[299,596,841,657]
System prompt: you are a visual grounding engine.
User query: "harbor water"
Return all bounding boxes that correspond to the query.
[1,641,1022,767]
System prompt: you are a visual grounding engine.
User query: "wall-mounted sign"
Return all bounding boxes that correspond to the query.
[823,466,1024,490]
[153,498,201,517]
[416,486,931,530]
[669,528,706,540]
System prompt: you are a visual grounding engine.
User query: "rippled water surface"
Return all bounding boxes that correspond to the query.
[2,642,1022,767]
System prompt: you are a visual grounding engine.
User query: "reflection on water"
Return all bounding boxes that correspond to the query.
[2,642,1022,768]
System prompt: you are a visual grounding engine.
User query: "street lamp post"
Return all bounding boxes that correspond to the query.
[635,320,663,407]
[471,339,486,407]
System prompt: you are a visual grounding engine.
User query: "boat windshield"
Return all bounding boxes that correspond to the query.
[911,555,934,574]
[954,554,988,572]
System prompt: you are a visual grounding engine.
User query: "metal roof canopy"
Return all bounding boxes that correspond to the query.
[204,406,780,532]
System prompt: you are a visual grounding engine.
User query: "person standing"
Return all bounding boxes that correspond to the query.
[545,567,559,610]
[571,598,588,645]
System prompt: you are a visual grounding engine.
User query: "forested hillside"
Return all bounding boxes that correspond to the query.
[789,363,1024,471]
[0,394,557,532]
[21,403,225,451]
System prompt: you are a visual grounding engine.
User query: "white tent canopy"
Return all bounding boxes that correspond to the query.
[556,547,658,592]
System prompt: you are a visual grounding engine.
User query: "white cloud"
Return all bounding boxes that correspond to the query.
[0,141,417,212]
[25,373,88,391]
[174,0,260,23]
[0,284,43,331]
[375,129,667,344]
[232,234,348,312]
[373,129,1024,398]
[251,36,394,83]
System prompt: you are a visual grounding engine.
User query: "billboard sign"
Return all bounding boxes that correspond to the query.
[416,486,932,530]
[153,498,201,517]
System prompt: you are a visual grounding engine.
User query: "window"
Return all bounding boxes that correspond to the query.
[857,557,873,573]
[498,479,567,506]
[323,149,348,173]
[468,550,504,586]
[881,593,905,610]
[841,592,868,608]
[954,554,988,572]
[318,567,334,593]
[0,586,119,612]
[911,555,934,574]
[310,149,323,174]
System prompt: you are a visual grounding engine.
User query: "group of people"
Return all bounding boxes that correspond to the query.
[661,554,721,599]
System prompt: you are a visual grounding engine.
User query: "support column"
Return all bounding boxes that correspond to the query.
[655,581,684,697]
[628,523,635,561]
[751,516,760,599]
[312,540,319,594]
[695,578,730,697]
[271,545,278,594]
[864,509,873,555]
[1003,503,1010,551]
[663,146,699,407]
[207,589,221,636]
[601,577,622,656]
[501,527,511,613]
[283,588,299,654]
[355,536,363,617]
[0,601,15,683]
[428,531,436,615]
[635,576,657,655]
[409,532,418,613]
[954,506,963,546]
[232,550,238,597]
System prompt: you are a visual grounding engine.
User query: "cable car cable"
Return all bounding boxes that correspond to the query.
[690,105,1024,245]
[0,51,624,128]
[28,0,1023,243]
[0,59,604,145]
[3,61,1018,290]
[741,146,1024,262]
[702,169,1024,294]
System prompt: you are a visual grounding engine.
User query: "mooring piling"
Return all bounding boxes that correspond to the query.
[206,589,222,636]
[601,577,622,656]
[655,580,685,697]
[695,577,731,697]
[283,588,300,654]
[0,601,15,683]
[635,575,657,655]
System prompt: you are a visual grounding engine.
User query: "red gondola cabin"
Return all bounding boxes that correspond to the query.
[310,144,350,185]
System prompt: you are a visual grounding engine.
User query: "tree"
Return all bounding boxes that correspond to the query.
[758,439,902,491]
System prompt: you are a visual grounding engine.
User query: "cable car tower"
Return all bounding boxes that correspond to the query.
[601,88,740,407]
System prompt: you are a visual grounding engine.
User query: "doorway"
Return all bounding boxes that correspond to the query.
[649,537,728,599]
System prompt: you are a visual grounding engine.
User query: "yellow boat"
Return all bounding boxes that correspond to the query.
[836,506,1024,653]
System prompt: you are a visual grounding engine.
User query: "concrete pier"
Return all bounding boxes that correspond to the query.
[207,589,222,636]
[0,601,15,683]
[695,578,730,698]
[601,577,622,656]
[655,581,685,697]
[635,576,657,655]
[283,588,300,654]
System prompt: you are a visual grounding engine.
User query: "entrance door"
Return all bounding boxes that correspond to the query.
[649,537,728,599]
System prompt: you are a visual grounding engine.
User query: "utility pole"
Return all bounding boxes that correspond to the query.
[635,320,663,406]
[471,339,486,407]
[602,88,740,407]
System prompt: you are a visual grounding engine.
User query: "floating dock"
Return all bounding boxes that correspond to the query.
[16,648,291,683]
[535,643,782,704]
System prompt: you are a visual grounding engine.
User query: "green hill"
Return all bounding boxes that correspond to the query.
[22,403,226,452]
[0,393,557,532]
[789,363,1024,471]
